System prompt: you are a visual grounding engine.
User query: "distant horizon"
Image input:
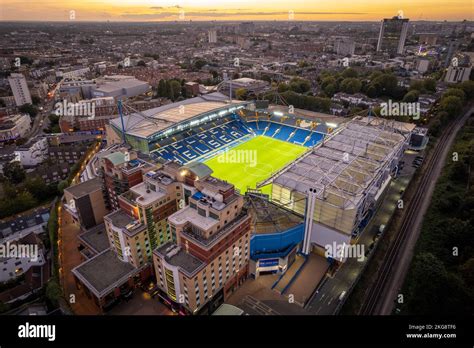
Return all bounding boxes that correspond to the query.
[0,19,472,24]
[1,1,473,22]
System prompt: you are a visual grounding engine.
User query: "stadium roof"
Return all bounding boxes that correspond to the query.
[110,92,247,139]
[271,117,413,209]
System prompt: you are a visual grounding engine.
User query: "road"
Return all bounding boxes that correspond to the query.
[361,105,473,315]
[28,99,55,138]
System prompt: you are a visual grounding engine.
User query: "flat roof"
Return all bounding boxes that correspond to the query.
[155,242,205,276]
[72,249,139,298]
[168,206,219,231]
[78,224,110,254]
[64,177,103,198]
[129,181,167,206]
[104,210,145,236]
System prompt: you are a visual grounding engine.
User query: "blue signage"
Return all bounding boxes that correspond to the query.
[259,258,279,268]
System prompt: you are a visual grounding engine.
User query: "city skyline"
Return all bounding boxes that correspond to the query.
[0,0,473,22]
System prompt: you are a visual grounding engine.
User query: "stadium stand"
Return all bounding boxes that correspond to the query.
[151,113,327,164]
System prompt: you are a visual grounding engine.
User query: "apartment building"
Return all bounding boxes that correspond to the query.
[153,162,251,314]
[98,149,156,210]
[8,73,32,106]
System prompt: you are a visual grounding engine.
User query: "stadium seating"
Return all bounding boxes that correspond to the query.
[152,114,326,164]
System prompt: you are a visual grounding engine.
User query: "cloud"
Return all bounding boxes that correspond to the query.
[123,10,367,20]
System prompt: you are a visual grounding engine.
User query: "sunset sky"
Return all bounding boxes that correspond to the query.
[0,0,472,22]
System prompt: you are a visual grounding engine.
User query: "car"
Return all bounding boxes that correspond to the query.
[338,291,347,301]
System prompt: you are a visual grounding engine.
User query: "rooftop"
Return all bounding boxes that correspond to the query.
[72,249,140,298]
[181,162,213,180]
[78,224,110,254]
[271,117,411,208]
[0,207,50,241]
[109,92,245,139]
[168,206,219,231]
[155,242,205,277]
[64,177,103,198]
[104,210,145,237]
[129,181,167,206]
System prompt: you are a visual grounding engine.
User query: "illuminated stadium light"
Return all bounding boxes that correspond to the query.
[274,111,284,116]
[326,122,338,128]
[218,110,227,116]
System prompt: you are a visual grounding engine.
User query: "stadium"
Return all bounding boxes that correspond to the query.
[108,92,415,268]
[108,92,333,194]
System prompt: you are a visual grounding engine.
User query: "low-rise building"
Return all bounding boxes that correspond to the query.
[0,114,31,142]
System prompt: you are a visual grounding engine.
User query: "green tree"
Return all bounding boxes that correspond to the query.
[3,161,25,184]
[342,67,358,78]
[439,96,463,118]
[19,103,38,118]
[423,78,436,92]
[235,88,248,100]
[169,80,182,101]
[340,78,362,94]
[45,279,62,307]
[403,90,420,103]
[443,88,466,102]
[157,79,166,97]
[57,180,69,194]
[458,80,474,99]
[370,74,398,98]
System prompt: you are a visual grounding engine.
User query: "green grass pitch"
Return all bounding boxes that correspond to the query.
[204,136,308,194]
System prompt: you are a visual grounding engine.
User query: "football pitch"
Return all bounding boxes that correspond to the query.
[204,136,308,194]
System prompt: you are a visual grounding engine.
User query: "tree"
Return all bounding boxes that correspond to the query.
[289,78,311,93]
[342,67,358,78]
[235,88,248,100]
[45,279,62,307]
[403,90,420,103]
[157,79,165,97]
[169,80,182,101]
[458,80,474,99]
[57,180,69,194]
[439,96,463,118]
[443,88,466,102]
[19,103,38,118]
[3,161,25,184]
[323,83,337,97]
[423,78,436,92]
[193,59,207,70]
[340,78,362,94]
[370,74,398,98]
